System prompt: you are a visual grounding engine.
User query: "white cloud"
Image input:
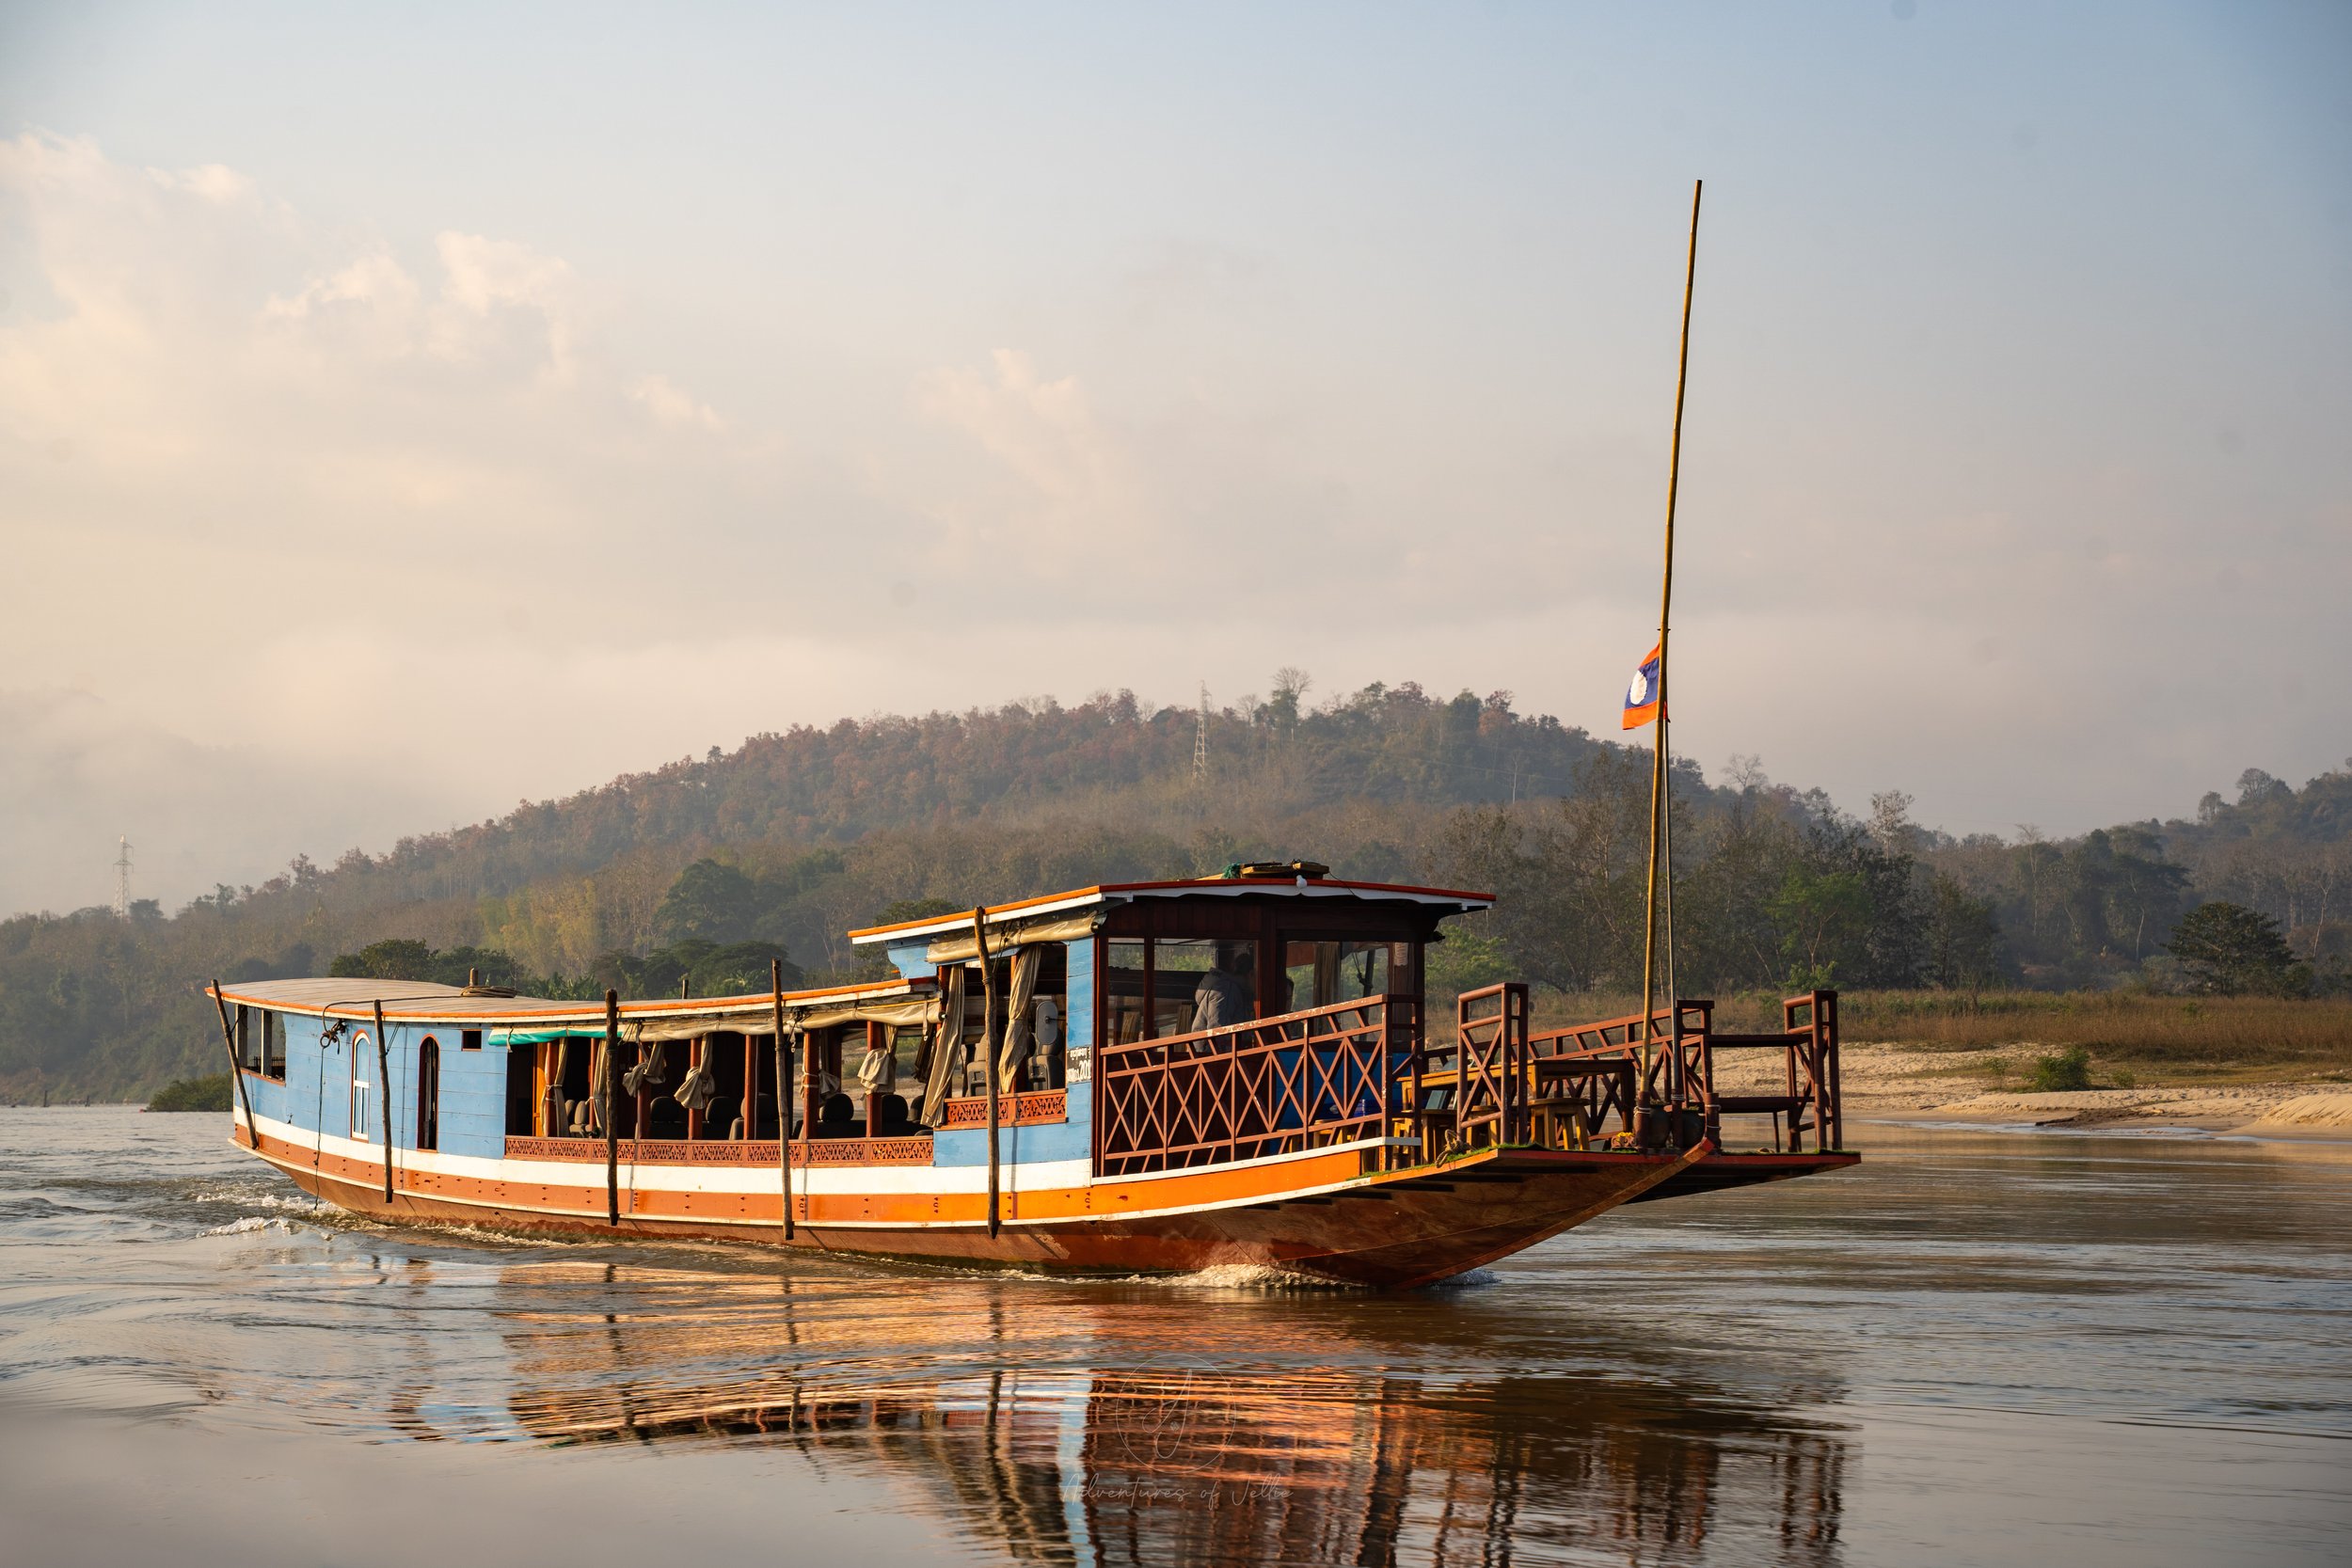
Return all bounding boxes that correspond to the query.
[630,372,723,431]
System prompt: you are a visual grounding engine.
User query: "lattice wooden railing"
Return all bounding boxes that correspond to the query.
[938,1090,1067,1128]
[1699,990,1841,1151]
[1094,996,1414,1177]
[502,1135,934,1166]
[1453,983,1530,1148]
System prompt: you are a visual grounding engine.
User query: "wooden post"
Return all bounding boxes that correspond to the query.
[1638,177,1703,1109]
[371,1000,394,1202]
[773,959,793,1242]
[603,990,621,1227]
[209,983,260,1150]
[974,911,1000,1239]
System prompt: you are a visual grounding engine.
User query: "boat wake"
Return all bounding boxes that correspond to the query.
[203,1214,302,1236]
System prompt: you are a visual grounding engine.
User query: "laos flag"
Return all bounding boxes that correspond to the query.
[1621,644,1662,730]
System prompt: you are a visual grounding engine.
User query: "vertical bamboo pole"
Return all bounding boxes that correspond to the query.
[973,911,1001,1239]
[209,984,260,1150]
[1639,178,1703,1117]
[603,990,620,1226]
[372,1000,394,1202]
[773,958,793,1243]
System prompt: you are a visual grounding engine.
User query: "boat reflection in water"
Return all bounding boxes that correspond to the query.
[479,1260,1847,1567]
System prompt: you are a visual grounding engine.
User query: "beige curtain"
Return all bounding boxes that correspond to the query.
[543,1038,573,1134]
[857,1024,896,1092]
[675,1038,718,1115]
[919,966,969,1126]
[997,945,1043,1084]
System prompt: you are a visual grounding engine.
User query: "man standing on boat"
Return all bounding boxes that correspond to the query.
[1192,942,1255,1031]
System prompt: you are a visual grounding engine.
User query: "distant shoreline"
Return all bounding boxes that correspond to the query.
[1757,1041,2352,1139]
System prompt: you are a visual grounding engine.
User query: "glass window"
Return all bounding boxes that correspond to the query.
[1153,939,1257,1036]
[1105,939,1147,1045]
[1281,941,1397,1011]
[350,1034,373,1141]
[262,1011,287,1077]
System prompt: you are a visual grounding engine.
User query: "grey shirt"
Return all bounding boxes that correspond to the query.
[1191,970,1253,1032]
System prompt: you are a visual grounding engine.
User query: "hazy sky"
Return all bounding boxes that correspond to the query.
[3,2,2347,916]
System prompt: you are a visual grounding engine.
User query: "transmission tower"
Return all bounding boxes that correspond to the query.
[112,836,133,919]
[1193,683,1210,786]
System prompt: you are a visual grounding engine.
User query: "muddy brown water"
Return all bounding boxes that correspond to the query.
[2,1108,2345,1566]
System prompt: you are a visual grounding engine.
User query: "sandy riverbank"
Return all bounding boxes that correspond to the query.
[1711,1043,2352,1135]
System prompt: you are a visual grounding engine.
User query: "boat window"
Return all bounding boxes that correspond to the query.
[504,1042,535,1135]
[461,1030,482,1051]
[416,1037,440,1152]
[1104,939,1147,1045]
[1280,941,1396,1010]
[233,1006,285,1078]
[350,1034,373,1141]
[541,1037,597,1137]
[1009,943,1070,1089]
[1152,939,1257,1037]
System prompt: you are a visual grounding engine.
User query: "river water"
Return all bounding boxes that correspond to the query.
[1,1109,2345,1566]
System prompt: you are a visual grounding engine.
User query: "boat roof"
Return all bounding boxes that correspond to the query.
[848,876,1494,947]
[209,973,928,1026]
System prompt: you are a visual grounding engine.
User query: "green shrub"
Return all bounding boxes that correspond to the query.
[2026,1047,2092,1093]
[147,1073,230,1113]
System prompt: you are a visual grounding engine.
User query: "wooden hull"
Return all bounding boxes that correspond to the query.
[240,1123,1718,1290]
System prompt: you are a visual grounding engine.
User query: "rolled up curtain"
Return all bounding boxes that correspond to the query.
[997,945,1043,1083]
[675,1038,718,1115]
[587,1040,610,1133]
[622,1041,669,1095]
[919,966,969,1126]
[857,1027,896,1092]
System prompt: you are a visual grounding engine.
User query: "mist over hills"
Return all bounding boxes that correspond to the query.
[2,677,2344,1101]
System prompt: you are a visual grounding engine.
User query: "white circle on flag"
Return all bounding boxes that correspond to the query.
[1627,670,1649,705]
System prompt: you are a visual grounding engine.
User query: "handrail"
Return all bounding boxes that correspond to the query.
[1439,989,1840,1153]
[1095,994,1412,1177]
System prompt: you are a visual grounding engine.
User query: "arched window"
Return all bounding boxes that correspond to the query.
[350,1033,373,1141]
[417,1037,441,1152]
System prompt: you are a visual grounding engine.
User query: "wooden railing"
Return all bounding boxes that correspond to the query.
[1700,990,1842,1152]
[1453,982,1530,1148]
[502,1135,933,1166]
[1415,989,1843,1154]
[1094,995,1416,1177]
[938,1090,1067,1128]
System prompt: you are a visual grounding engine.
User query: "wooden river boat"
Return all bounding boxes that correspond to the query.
[212,866,1854,1288]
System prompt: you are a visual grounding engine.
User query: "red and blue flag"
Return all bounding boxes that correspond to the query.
[1621,644,1662,730]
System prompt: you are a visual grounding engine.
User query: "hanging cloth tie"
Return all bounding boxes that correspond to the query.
[857,1031,897,1093]
[675,1039,718,1115]
[622,1041,669,1096]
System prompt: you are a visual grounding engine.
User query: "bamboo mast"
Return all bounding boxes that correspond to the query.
[1639,179,1702,1112]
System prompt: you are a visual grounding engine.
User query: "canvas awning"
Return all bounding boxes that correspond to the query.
[491,993,937,1047]
[923,911,1104,964]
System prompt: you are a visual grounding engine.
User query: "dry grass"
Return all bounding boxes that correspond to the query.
[1487,987,2352,1082]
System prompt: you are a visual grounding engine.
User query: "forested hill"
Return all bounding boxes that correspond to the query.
[289,681,1607,910]
[3,673,2343,1102]
[0,680,1629,1099]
